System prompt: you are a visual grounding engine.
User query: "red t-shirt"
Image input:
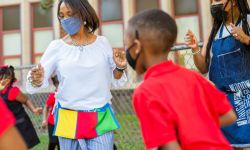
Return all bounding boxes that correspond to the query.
[0,98,15,137]
[133,61,233,150]
[46,92,55,125]
[0,85,20,101]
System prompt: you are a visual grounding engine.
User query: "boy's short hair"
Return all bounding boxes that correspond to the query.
[128,9,177,52]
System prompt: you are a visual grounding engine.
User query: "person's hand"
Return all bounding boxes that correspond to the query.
[231,23,250,45]
[33,107,43,115]
[185,29,199,52]
[30,64,44,87]
[41,120,48,129]
[113,49,127,69]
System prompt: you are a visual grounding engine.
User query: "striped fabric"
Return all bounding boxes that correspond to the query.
[54,103,119,139]
[58,131,114,150]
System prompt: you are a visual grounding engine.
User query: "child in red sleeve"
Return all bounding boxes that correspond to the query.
[124,9,237,150]
[0,98,27,150]
[0,65,42,149]
[42,76,60,150]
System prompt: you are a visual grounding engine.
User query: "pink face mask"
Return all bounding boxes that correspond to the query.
[0,83,6,91]
[0,78,9,91]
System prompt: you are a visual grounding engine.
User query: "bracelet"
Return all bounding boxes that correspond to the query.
[191,48,201,55]
[32,82,43,88]
[115,66,126,72]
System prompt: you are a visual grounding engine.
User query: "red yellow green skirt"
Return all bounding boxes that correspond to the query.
[53,103,119,139]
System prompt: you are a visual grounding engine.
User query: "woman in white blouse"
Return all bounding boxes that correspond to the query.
[26,0,127,149]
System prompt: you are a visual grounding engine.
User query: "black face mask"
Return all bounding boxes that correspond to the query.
[210,3,229,22]
[126,43,141,70]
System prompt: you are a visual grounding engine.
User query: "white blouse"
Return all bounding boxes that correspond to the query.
[26,36,127,110]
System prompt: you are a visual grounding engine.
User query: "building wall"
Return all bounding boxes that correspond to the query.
[0,0,213,66]
[0,0,57,66]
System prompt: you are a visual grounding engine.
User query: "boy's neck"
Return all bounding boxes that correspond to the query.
[146,54,168,69]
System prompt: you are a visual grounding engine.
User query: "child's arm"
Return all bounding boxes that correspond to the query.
[199,76,237,127]
[15,92,42,115]
[0,126,27,150]
[41,106,50,129]
[157,141,181,150]
[219,110,237,127]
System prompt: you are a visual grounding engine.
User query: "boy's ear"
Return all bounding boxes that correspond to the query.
[134,39,142,55]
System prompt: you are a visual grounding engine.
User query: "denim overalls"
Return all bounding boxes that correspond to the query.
[209,20,250,147]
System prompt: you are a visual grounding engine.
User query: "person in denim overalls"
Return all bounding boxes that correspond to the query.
[185,0,250,149]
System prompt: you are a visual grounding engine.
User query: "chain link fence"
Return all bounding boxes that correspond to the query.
[13,44,201,150]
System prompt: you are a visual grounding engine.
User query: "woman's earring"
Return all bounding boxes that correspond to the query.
[84,21,87,25]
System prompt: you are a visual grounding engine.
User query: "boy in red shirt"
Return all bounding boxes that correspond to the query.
[0,98,27,150]
[42,76,60,150]
[125,9,237,150]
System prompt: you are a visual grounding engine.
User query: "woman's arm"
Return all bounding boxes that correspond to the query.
[185,30,209,74]
[26,41,58,94]
[112,49,127,80]
[102,36,127,87]
[113,68,125,79]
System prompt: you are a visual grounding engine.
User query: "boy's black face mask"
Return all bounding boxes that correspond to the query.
[126,30,141,70]
[126,43,141,70]
[210,1,229,22]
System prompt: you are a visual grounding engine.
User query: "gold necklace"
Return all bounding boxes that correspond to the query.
[71,39,89,46]
[71,38,89,52]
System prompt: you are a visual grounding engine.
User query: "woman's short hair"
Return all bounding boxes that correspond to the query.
[57,0,99,33]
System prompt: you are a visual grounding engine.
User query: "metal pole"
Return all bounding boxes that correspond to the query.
[170,42,203,51]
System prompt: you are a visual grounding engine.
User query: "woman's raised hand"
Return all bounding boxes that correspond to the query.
[29,64,44,87]
[185,29,199,51]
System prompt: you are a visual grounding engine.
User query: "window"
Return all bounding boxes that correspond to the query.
[172,0,201,69]
[0,6,21,66]
[136,0,159,12]
[173,0,201,43]
[31,3,54,64]
[101,0,122,21]
[99,0,124,48]
[174,0,198,15]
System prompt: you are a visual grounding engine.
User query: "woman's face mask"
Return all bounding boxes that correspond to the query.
[210,2,229,22]
[60,16,82,35]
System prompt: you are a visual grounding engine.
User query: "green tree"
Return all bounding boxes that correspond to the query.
[40,0,54,10]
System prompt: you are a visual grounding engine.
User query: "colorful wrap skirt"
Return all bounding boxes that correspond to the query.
[53,103,120,139]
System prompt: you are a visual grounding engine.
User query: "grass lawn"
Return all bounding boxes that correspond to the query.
[32,134,49,150]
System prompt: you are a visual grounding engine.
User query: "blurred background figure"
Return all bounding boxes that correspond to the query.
[0,97,27,150]
[185,0,250,149]
[0,65,42,149]
[42,76,60,150]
